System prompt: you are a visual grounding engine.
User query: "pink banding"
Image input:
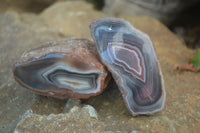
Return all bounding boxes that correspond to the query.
[108,42,146,82]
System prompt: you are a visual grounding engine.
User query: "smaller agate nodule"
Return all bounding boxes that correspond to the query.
[13,39,109,99]
[90,17,166,116]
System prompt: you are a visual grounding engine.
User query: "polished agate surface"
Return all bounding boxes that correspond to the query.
[13,39,108,99]
[90,17,166,115]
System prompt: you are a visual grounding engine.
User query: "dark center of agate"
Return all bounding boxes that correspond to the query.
[14,53,98,92]
[108,43,146,82]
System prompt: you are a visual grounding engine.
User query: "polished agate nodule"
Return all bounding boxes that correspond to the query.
[13,39,108,99]
[90,17,166,115]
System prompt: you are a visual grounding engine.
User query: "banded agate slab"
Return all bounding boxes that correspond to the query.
[90,17,166,116]
[13,39,108,99]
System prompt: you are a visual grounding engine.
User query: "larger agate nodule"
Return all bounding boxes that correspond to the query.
[13,39,108,99]
[90,17,166,116]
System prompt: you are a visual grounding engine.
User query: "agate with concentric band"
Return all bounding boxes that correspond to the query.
[13,39,109,99]
[90,17,166,116]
